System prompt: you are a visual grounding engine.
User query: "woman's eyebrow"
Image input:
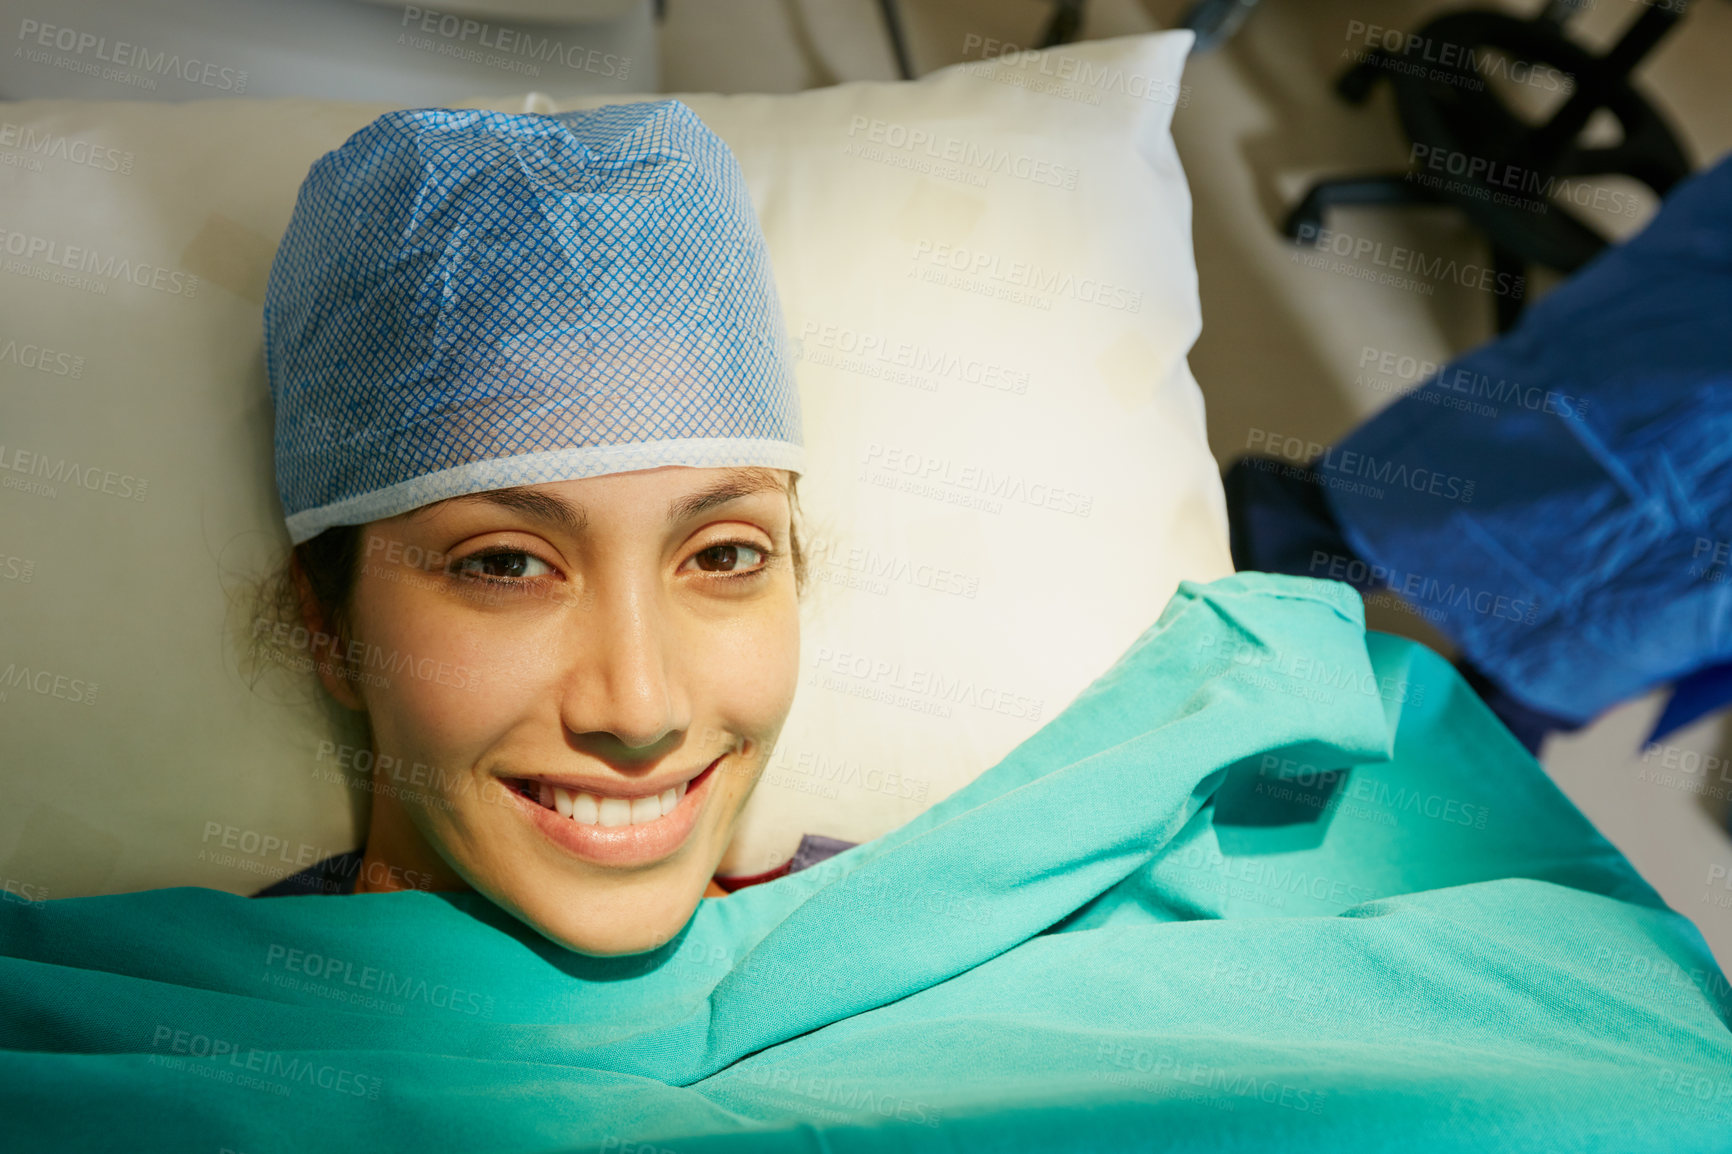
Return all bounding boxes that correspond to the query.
[439,488,588,535]
[665,468,786,523]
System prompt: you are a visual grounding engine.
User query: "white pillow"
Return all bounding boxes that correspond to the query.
[0,31,1231,897]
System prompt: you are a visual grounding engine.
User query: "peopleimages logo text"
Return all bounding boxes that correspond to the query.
[1294,222,1524,300]
[1245,429,1475,504]
[16,20,249,92]
[0,226,198,297]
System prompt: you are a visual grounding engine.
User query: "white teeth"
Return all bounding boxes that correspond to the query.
[530,778,693,827]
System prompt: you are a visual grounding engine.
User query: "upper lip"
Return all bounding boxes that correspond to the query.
[503,753,724,800]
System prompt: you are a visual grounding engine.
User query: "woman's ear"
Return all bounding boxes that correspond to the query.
[290,551,366,711]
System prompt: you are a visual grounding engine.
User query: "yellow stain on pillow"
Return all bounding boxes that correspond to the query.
[1098,327,1164,411]
[893,179,987,245]
[180,213,276,305]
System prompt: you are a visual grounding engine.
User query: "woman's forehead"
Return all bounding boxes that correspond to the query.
[399,466,789,531]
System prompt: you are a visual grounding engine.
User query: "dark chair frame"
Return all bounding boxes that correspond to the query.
[1284,3,1693,332]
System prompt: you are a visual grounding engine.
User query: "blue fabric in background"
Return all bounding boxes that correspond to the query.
[1322,152,1732,727]
[3,574,1728,1152]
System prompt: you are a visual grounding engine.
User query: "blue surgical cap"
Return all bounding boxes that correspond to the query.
[264,99,803,545]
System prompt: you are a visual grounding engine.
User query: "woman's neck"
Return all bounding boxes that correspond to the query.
[353,789,469,894]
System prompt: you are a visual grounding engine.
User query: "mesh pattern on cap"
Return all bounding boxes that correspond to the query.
[265,100,803,544]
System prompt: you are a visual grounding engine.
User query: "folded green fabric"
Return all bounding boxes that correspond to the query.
[4,572,1727,1152]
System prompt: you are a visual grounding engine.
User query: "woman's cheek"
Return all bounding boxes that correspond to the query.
[707,609,801,737]
[361,599,553,755]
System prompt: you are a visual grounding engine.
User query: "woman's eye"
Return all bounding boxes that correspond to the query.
[690,542,767,574]
[452,550,552,581]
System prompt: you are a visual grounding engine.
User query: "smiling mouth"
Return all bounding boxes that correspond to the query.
[504,757,722,829]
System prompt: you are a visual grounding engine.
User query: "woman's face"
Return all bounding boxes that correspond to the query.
[308,465,800,956]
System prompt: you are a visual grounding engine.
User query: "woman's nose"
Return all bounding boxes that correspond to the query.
[558,578,687,752]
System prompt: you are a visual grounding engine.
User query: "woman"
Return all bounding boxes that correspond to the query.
[5,97,1726,1154]
[252,99,816,956]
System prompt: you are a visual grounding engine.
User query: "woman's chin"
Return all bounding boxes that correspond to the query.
[499,874,709,958]
[541,910,697,958]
